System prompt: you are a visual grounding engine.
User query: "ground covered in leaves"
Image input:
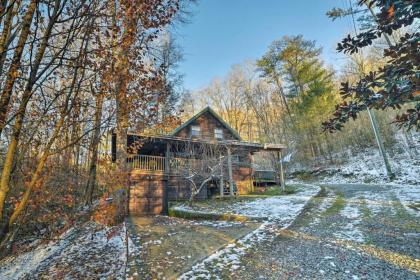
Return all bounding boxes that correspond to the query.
[0,222,128,279]
[126,183,320,279]
[126,216,260,279]
[2,183,418,280]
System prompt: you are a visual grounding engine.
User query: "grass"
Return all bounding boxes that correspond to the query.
[249,185,299,197]
[407,202,420,212]
[358,197,376,245]
[323,191,345,216]
[128,216,260,279]
[169,184,302,222]
[390,197,420,232]
[168,207,253,222]
[360,198,372,219]
[288,187,326,228]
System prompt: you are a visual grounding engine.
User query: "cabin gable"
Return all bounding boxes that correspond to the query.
[171,108,241,141]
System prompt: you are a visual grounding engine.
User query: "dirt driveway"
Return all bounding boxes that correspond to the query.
[126,216,260,279]
[126,183,320,279]
[227,184,420,280]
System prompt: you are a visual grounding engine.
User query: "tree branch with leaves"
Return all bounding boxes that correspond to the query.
[323,0,419,132]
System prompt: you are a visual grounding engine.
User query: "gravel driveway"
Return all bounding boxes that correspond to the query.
[195,184,420,279]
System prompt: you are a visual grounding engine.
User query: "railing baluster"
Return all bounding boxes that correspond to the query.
[129,154,207,173]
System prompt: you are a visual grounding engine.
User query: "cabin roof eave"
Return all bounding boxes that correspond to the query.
[127,131,285,151]
[170,106,242,141]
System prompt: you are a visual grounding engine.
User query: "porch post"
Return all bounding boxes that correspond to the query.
[165,142,170,174]
[219,155,224,198]
[163,142,170,215]
[278,150,285,192]
[250,152,254,192]
[227,145,234,197]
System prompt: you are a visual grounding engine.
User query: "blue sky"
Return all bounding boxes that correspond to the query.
[176,0,355,91]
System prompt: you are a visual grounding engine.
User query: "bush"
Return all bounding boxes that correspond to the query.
[91,189,127,226]
[249,185,298,196]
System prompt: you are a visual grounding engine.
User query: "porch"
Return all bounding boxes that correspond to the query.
[116,133,286,215]
[127,154,203,175]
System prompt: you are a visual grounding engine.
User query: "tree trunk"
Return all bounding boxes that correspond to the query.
[0,0,37,136]
[0,109,67,242]
[0,0,22,78]
[111,2,140,215]
[115,89,129,215]
[85,92,104,205]
[275,78,291,117]
[0,0,60,220]
[0,26,89,241]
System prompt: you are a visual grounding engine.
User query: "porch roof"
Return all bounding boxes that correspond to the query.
[127,132,285,152]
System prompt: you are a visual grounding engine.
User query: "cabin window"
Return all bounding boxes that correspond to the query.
[191,125,201,137]
[232,155,240,162]
[214,128,223,139]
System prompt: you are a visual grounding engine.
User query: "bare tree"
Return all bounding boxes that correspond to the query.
[171,141,229,206]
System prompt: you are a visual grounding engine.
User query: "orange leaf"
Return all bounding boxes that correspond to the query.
[388,5,394,18]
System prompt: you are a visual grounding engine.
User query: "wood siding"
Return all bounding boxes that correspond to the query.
[173,111,239,141]
[129,173,165,215]
[129,172,208,216]
[126,108,261,215]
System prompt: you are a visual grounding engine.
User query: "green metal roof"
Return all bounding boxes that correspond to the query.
[170,106,242,140]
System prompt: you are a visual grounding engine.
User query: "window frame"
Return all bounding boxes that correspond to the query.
[191,125,201,137]
[214,128,223,139]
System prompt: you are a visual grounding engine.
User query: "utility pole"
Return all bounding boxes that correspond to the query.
[347,0,395,180]
[366,1,418,160]
[364,1,395,180]
[367,108,394,179]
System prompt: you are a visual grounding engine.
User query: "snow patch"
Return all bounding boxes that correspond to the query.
[390,184,420,217]
[334,204,365,243]
[310,192,337,226]
[179,184,320,279]
[0,222,129,280]
[318,149,419,186]
[313,149,419,217]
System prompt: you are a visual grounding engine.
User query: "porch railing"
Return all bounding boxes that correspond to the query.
[128,155,166,171]
[128,155,201,174]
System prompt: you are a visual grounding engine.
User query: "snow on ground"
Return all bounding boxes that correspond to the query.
[191,220,244,228]
[231,186,320,221]
[390,184,420,217]
[179,184,320,279]
[315,149,420,217]
[0,228,78,280]
[319,149,419,186]
[334,204,365,243]
[354,190,394,215]
[174,184,320,222]
[309,192,336,226]
[0,222,130,280]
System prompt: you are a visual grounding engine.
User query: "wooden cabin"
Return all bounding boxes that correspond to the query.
[112,107,285,215]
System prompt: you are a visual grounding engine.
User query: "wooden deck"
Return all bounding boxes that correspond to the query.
[127,154,201,175]
[128,155,254,215]
[128,155,205,215]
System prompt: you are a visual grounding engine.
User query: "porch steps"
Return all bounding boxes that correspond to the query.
[222,184,237,196]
